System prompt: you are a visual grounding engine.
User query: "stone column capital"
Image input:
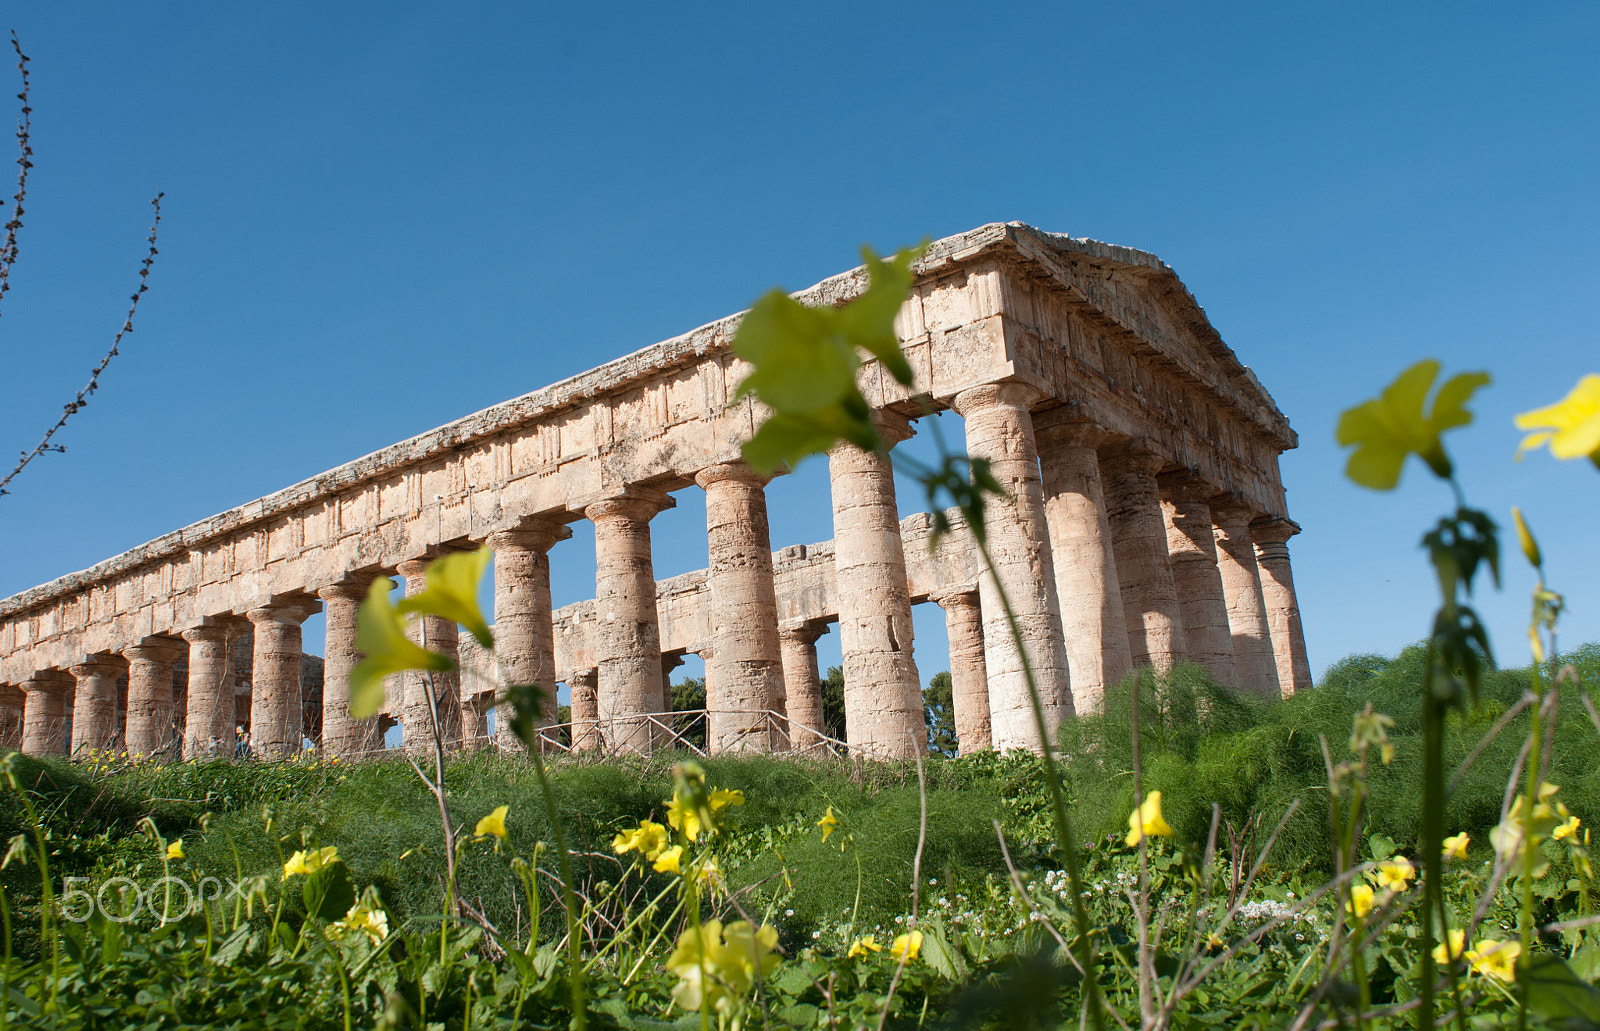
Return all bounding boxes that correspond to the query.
[316,576,377,603]
[567,666,598,685]
[1098,438,1168,477]
[21,670,74,695]
[488,518,572,554]
[181,620,238,644]
[69,655,126,679]
[928,585,981,610]
[778,620,827,645]
[1157,471,1219,504]
[1250,516,1301,548]
[124,637,185,664]
[247,601,317,626]
[694,460,770,491]
[583,486,675,524]
[1210,496,1260,530]
[1034,418,1116,450]
[950,381,1046,418]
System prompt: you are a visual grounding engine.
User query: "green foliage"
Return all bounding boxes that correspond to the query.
[925,671,957,756]
[731,244,923,474]
[819,664,846,743]
[670,676,708,750]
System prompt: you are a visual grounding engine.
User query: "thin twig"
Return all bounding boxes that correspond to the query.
[1,192,163,496]
[0,32,32,328]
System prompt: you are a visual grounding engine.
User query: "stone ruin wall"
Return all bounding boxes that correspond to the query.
[0,222,1311,761]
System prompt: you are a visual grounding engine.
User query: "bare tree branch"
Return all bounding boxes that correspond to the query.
[0,31,32,328]
[0,193,163,497]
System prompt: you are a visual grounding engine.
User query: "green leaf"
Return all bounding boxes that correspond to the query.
[1335,360,1490,489]
[396,547,494,648]
[349,576,453,719]
[1521,953,1600,1026]
[302,859,356,922]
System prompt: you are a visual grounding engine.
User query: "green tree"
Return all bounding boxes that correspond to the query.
[924,670,957,756]
[670,676,707,750]
[820,665,846,743]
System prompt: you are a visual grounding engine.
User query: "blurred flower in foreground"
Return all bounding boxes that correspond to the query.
[1126,791,1175,847]
[1515,373,1600,464]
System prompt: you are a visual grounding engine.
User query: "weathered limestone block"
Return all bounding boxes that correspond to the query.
[1035,418,1132,712]
[953,383,1072,751]
[20,670,72,755]
[317,578,380,757]
[124,638,184,759]
[70,655,126,755]
[182,622,238,757]
[696,462,784,753]
[1252,517,1312,696]
[828,413,926,758]
[1211,501,1280,698]
[1101,442,1186,673]
[490,521,570,751]
[932,588,990,753]
[248,602,314,759]
[778,622,827,752]
[1159,474,1237,686]
[586,491,672,754]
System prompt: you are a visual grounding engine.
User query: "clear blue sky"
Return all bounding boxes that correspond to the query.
[2,3,1596,691]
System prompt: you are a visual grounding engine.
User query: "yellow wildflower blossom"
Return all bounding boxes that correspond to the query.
[613,819,671,860]
[709,788,744,812]
[666,793,705,841]
[664,919,779,1012]
[166,840,184,861]
[334,898,390,944]
[1555,815,1581,841]
[848,936,883,959]
[1442,833,1470,861]
[1468,939,1521,981]
[817,806,840,843]
[1432,928,1466,965]
[1515,374,1600,462]
[1125,791,1175,847]
[282,846,340,880]
[652,845,684,875]
[1374,856,1416,891]
[474,805,509,841]
[890,930,922,963]
[1346,883,1375,919]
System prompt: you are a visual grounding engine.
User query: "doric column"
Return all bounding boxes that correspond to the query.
[932,589,991,754]
[397,556,463,754]
[696,462,784,753]
[1252,518,1313,696]
[1159,474,1238,686]
[124,638,184,759]
[182,622,237,758]
[1100,441,1186,673]
[20,671,73,755]
[585,490,673,755]
[828,411,926,758]
[1035,419,1133,713]
[69,655,126,756]
[0,685,22,749]
[490,520,571,752]
[778,622,826,752]
[1212,500,1281,698]
[568,667,600,752]
[247,602,315,760]
[317,578,381,758]
[952,383,1073,752]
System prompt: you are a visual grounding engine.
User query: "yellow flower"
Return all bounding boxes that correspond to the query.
[1125,791,1175,847]
[1374,857,1416,891]
[334,898,390,944]
[1432,928,1467,965]
[282,845,340,880]
[664,919,779,1013]
[612,819,670,861]
[652,845,684,875]
[474,805,509,841]
[847,935,883,959]
[667,794,705,841]
[817,806,840,843]
[166,840,184,861]
[890,930,922,963]
[1346,883,1375,919]
[1516,374,1600,462]
[1511,507,1543,570]
[1442,833,1470,861]
[1555,815,1582,841]
[709,788,744,812]
[1468,939,1521,981]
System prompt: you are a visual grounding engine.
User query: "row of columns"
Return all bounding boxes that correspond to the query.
[3,383,1310,763]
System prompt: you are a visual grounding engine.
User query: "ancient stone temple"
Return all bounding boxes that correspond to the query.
[0,223,1309,761]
